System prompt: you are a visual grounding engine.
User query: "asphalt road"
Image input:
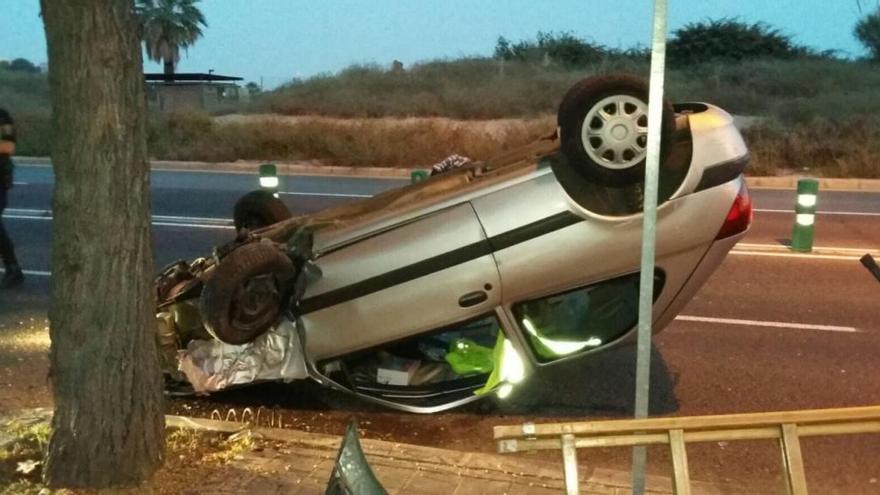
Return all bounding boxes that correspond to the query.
[3,163,880,493]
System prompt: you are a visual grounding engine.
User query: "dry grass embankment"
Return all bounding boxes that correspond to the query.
[5,57,880,176]
[148,112,555,167]
[744,118,880,178]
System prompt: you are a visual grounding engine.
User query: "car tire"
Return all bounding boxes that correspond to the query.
[557,73,675,187]
[199,241,295,345]
[233,190,292,232]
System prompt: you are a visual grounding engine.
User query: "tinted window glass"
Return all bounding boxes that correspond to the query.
[513,272,662,362]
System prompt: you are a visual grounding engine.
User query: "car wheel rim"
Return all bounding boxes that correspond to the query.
[230,274,279,334]
[581,94,649,170]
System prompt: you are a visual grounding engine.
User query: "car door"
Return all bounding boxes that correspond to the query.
[298,202,502,362]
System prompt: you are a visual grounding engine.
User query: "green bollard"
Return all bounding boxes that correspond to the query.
[259,163,279,191]
[410,169,429,184]
[790,178,819,252]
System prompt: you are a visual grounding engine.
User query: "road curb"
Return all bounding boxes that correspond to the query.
[746,176,880,192]
[1,409,687,493]
[13,156,413,179]
[17,156,878,189]
[163,414,689,494]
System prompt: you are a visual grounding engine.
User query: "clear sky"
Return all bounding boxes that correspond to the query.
[2,0,875,88]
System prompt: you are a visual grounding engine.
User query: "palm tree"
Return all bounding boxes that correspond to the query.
[137,0,207,77]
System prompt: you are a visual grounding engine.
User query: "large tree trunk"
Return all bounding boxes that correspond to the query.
[41,0,164,488]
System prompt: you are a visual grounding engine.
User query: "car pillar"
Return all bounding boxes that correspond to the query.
[259,163,280,197]
[790,178,818,253]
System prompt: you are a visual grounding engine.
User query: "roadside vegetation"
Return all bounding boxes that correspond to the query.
[0,417,263,494]
[4,17,880,176]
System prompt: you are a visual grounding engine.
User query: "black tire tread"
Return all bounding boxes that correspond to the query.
[200,242,294,345]
[233,190,292,232]
[557,73,675,187]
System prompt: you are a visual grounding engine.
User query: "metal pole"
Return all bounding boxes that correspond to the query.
[632,0,669,493]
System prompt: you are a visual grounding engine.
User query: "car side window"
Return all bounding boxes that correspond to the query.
[512,272,663,363]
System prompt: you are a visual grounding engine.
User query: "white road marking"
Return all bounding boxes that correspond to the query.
[279,191,373,198]
[730,251,866,261]
[731,243,879,261]
[675,315,859,333]
[151,221,233,230]
[12,181,28,186]
[755,208,880,217]
[0,268,52,277]
[3,209,234,230]
[736,242,873,254]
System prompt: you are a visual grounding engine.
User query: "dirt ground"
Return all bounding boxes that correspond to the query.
[2,420,275,494]
[0,284,52,411]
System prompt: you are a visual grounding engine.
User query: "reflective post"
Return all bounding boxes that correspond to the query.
[411,169,429,184]
[259,163,279,195]
[633,0,669,493]
[790,178,818,252]
[259,163,279,189]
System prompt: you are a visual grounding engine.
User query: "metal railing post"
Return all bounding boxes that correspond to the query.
[669,429,692,495]
[561,433,580,495]
[780,424,809,495]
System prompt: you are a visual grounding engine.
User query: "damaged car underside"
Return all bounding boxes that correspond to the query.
[155,73,752,413]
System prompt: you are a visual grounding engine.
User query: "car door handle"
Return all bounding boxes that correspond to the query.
[458,290,488,308]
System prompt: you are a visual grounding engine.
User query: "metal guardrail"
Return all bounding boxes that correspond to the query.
[494,405,880,495]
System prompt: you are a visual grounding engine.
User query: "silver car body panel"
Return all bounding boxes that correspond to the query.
[184,103,749,413]
[301,203,502,360]
[299,104,746,363]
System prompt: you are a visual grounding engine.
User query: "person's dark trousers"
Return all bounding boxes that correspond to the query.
[0,185,18,269]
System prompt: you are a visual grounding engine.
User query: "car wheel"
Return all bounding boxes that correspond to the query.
[200,242,295,345]
[233,190,292,232]
[557,73,674,187]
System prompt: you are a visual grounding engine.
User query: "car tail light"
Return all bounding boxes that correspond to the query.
[715,183,753,240]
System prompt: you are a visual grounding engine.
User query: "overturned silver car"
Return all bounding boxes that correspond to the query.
[155,74,752,413]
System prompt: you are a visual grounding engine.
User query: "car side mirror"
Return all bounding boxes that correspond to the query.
[325,421,387,495]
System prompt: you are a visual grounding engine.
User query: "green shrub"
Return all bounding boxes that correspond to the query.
[668,19,808,66]
[0,69,51,114]
[855,7,880,60]
[494,32,609,67]
[12,111,52,156]
[257,58,650,119]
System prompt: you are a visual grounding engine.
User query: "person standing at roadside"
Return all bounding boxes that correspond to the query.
[0,108,23,288]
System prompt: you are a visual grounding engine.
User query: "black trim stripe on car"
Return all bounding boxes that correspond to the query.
[694,154,750,192]
[488,211,582,252]
[297,211,582,315]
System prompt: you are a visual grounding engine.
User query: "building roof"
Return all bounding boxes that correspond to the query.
[145,73,243,82]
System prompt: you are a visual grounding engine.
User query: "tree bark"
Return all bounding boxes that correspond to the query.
[41,0,164,488]
[163,59,174,78]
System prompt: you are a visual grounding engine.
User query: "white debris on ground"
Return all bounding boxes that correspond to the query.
[178,319,308,393]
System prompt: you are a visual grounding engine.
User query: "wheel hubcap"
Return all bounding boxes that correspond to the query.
[581,95,650,170]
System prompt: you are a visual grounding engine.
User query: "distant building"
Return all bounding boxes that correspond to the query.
[145,73,243,113]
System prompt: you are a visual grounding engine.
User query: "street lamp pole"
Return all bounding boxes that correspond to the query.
[632,0,669,493]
